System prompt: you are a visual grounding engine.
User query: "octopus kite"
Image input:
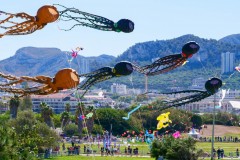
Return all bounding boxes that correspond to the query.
[54,4,134,33]
[147,77,222,110]
[0,68,79,96]
[0,5,59,37]
[78,61,133,96]
[133,41,200,76]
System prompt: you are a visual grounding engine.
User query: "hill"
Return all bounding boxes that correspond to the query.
[0,47,116,77]
[219,33,240,45]
[0,34,240,91]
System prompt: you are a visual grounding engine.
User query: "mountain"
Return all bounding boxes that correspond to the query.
[219,34,240,45]
[0,47,116,77]
[117,34,240,68]
[0,34,240,91]
[112,34,240,91]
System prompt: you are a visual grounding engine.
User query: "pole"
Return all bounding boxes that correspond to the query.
[211,93,216,160]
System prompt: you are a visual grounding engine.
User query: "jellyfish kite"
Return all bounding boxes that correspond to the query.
[146,77,222,110]
[78,61,134,97]
[133,41,200,76]
[0,5,59,38]
[0,68,79,96]
[54,4,134,33]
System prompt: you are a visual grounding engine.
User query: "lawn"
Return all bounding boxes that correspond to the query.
[197,142,240,155]
[46,142,240,160]
[52,156,154,160]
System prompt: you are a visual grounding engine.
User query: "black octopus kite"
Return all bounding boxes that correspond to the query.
[145,77,222,110]
[133,41,200,76]
[54,4,134,33]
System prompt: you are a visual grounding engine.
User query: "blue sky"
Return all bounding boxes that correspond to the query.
[0,0,240,60]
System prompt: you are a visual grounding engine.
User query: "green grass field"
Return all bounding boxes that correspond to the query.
[48,141,240,160]
[53,156,154,160]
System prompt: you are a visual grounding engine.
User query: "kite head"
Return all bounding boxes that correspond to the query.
[113,61,133,76]
[181,41,200,58]
[156,112,172,129]
[235,66,240,72]
[114,19,134,33]
[53,68,80,90]
[36,5,59,24]
[205,77,222,94]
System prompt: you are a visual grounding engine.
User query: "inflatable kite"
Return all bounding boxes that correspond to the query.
[134,41,200,76]
[235,66,240,72]
[0,5,59,38]
[0,68,79,96]
[86,112,93,119]
[156,112,172,130]
[67,47,83,63]
[54,4,134,33]
[78,61,134,96]
[172,131,181,138]
[122,104,142,120]
[147,77,222,110]
[78,115,85,121]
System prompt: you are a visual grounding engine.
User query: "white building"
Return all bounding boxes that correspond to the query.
[221,52,235,74]
[177,89,240,113]
[111,83,127,95]
[31,90,115,113]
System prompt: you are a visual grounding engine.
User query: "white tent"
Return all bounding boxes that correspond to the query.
[229,101,240,109]
[188,128,200,139]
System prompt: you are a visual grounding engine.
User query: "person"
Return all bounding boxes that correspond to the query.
[124,147,127,155]
[220,148,224,158]
[237,148,239,157]
[62,143,66,151]
[84,145,86,153]
[217,147,221,159]
[101,147,104,156]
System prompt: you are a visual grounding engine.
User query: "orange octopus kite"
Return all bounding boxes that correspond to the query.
[0,5,59,37]
[0,68,79,96]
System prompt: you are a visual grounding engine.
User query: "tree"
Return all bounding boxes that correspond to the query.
[151,136,203,160]
[75,102,85,137]
[64,123,78,137]
[0,124,18,160]
[85,106,94,133]
[8,110,60,159]
[9,95,20,119]
[65,103,71,112]
[40,102,54,128]
[191,114,203,128]
[19,95,32,111]
[61,111,70,129]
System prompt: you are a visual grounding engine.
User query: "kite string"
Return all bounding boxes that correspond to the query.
[74,89,96,160]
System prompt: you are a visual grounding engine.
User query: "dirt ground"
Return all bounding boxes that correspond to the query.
[199,125,240,137]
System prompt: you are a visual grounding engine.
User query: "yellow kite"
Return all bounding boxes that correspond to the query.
[156,112,172,130]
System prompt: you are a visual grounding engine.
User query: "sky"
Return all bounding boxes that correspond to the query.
[0,0,240,60]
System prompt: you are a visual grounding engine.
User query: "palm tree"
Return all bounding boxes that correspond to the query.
[75,102,85,137]
[61,111,70,129]
[9,95,20,119]
[65,103,71,112]
[40,102,54,128]
[86,106,94,133]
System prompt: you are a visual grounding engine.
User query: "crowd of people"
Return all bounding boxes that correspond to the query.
[199,136,240,142]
